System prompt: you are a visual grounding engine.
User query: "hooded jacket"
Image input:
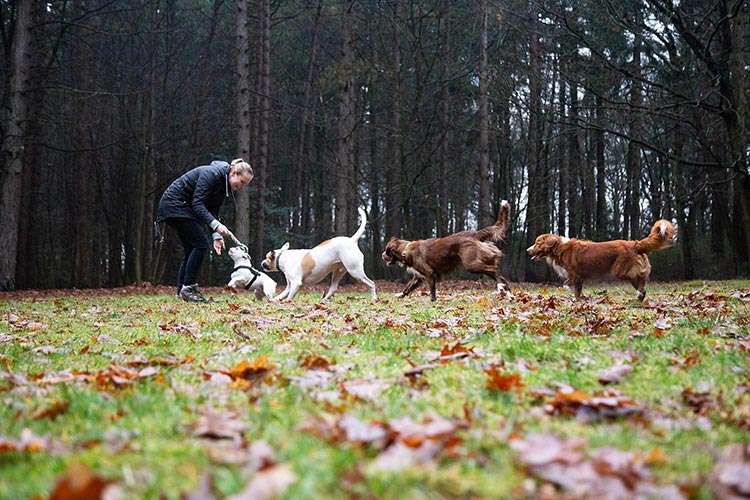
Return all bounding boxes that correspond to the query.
[157,160,232,228]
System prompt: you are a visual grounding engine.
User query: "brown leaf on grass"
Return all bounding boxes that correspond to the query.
[0,428,51,453]
[338,415,388,445]
[681,387,718,416]
[370,440,443,471]
[436,342,476,362]
[300,355,333,370]
[191,409,248,443]
[90,364,161,390]
[670,349,701,369]
[225,464,296,500]
[710,444,750,500]
[370,415,460,471]
[223,355,276,383]
[509,433,586,467]
[48,462,119,500]
[484,365,524,393]
[298,413,387,447]
[341,379,390,401]
[30,400,70,420]
[544,387,643,423]
[388,415,458,446]
[510,433,686,500]
[598,364,633,385]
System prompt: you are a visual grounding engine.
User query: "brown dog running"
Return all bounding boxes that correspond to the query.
[526,220,677,301]
[382,200,512,301]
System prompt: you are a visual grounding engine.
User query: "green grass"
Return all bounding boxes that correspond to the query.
[0,280,748,499]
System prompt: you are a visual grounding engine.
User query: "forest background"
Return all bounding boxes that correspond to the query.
[0,0,748,292]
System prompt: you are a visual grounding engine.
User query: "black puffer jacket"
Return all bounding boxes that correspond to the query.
[157,160,231,226]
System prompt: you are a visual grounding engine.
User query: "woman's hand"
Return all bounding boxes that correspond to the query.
[214,223,230,237]
[213,238,225,255]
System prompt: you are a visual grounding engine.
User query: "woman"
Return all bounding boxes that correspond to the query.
[157,158,253,302]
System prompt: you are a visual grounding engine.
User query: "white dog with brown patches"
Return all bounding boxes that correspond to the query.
[261,207,377,301]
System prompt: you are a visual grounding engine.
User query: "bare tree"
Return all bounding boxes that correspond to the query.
[235,0,252,243]
[0,0,34,290]
[478,0,491,227]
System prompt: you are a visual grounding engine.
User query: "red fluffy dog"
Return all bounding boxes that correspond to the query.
[382,201,513,301]
[526,220,677,301]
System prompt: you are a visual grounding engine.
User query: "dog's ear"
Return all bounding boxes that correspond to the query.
[280,242,290,252]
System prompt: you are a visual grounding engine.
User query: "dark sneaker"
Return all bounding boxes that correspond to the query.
[180,284,208,303]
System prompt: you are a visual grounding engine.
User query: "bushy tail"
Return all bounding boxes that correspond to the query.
[635,220,677,254]
[351,207,368,240]
[477,200,511,242]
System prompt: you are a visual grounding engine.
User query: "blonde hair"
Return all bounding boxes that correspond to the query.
[230,158,253,176]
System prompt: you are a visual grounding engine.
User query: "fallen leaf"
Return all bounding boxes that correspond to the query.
[484,366,524,393]
[225,464,296,500]
[48,462,117,500]
[598,364,633,385]
[710,443,750,500]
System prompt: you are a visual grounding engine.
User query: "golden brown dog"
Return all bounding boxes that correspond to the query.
[382,200,512,301]
[526,220,677,301]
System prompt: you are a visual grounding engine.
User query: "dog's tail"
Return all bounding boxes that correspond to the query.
[351,207,368,241]
[477,199,511,242]
[635,220,677,254]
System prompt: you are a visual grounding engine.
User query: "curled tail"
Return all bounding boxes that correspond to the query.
[477,199,511,242]
[351,207,368,240]
[635,219,677,254]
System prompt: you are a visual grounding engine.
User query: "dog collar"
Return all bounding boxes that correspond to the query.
[233,265,261,289]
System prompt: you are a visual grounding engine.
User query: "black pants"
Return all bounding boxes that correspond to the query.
[165,218,209,294]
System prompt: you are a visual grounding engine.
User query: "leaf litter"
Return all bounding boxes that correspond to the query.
[1,282,749,499]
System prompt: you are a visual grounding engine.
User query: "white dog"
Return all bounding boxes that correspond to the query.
[261,207,377,301]
[226,246,277,300]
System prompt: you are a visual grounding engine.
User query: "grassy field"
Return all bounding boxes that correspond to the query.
[1,280,749,499]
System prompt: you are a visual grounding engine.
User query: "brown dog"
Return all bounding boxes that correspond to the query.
[526,220,677,301]
[382,200,512,301]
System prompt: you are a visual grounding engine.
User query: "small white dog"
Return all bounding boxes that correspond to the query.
[226,246,277,300]
[261,207,377,301]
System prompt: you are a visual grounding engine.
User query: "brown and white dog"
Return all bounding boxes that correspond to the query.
[526,220,677,301]
[226,246,277,300]
[382,200,513,301]
[261,207,376,301]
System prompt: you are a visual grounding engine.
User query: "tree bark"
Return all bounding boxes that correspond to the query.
[0,0,34,290]
[477,0,491,227]
[235,0,252,244]
[523,10,545,281]
[254,0,270,259]
[292,0,322,234]
[334,0,356,234]
[624,9,643,239]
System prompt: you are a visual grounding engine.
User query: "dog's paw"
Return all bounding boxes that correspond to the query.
[394,292,405,298]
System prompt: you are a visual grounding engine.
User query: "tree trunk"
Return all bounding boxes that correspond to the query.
[235,0,252,244]
[0,0,34,290]
[557,65,568,235]
[293,0,322,234]
[334,0,356,234]
[625,10,643,239]
[523,11,545,281]
[595,96,607,240]
[135,3,158,285]
[437,0,451,237]
[385,2,403,240]
[477,0,491,227]
[567,80,580,237]
[254,0,270,259]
